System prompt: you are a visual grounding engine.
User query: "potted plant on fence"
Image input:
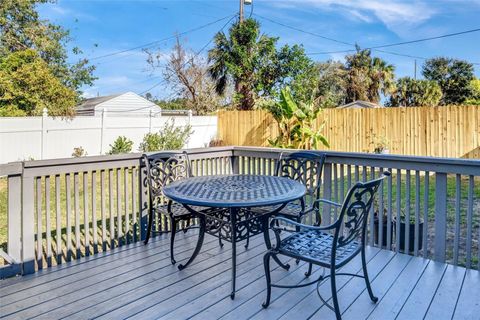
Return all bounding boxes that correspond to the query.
[372,134,390,154]
[397,210,424,253]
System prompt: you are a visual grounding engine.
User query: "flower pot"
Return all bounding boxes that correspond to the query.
[399,221,423,253]
[374,217,393,247]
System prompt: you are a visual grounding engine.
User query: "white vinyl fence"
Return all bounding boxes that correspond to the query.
[0,109,217,164]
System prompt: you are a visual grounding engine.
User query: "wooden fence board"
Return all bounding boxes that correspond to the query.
[218,106,480,158]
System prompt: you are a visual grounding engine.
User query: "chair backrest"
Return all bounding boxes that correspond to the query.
[142,152,192,203]
[275,151,326,205]
[332,172,389,250]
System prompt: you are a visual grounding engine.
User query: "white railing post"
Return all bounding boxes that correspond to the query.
[100,108,107,154]
[41,108,48,160]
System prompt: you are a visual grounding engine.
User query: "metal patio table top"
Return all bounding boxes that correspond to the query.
[162,174,306,299]
[163,174,306,208]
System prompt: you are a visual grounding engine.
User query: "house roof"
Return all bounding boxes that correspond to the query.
[76,93,123,112]
[338,100,383,109]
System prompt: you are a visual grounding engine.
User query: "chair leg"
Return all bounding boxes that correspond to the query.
[219,233,224,248]
[144,209,154,245]
[262,252,272,308]
[305,263,313,277]
[330,267,342,320]
[245,232,250,249]
[170,218,177,265]
[362,248,378,303]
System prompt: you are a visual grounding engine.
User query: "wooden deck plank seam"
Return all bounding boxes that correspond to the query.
[251,249,383,320]
[7,234,249,320]
[306,251,397,319]
[393,262,447,319]
[450,267,468,320]
[340,253,414,319]
[66,234,272,320]
[2,230,209,298]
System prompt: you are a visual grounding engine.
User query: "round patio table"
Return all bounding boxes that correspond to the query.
[163,174,306,299]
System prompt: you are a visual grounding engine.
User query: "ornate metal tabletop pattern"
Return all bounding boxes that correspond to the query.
[163,175,306,208]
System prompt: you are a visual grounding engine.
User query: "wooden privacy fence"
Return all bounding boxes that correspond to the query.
[218,106,480,159]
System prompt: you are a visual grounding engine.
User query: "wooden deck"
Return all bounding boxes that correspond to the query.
[1,231,479,320]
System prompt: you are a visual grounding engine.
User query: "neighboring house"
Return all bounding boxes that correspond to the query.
[338,100,384,109]
[76,92,161,116]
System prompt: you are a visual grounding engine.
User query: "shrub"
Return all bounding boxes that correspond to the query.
[107,136,134,155]
[72,146,87,157]
[139,119,193,152]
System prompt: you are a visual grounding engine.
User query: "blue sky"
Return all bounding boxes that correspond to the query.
[39,0,480,99]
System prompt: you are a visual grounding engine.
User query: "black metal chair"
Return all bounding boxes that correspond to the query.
[274,151,327,225]
[143,152,197,265]
[251,151,327,226]
[262,172,390,320]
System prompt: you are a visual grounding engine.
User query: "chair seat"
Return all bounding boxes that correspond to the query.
[278,229,361,268]
[153,202,201,218]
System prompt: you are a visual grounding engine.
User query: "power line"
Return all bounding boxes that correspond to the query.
[138,14,237,96]
[253,13,353,47]
[90,14,236,61]
[254,13,480,64]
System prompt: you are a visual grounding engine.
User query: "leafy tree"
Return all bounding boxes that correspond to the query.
[422,57,474,105]
[208,18,316,110]
[0,0,96,95]
[107,136,134,155]
[153,98,189,110]
[464,78,480,105]
[387,77,442,107]
[266,87,329,150]
[138,119,193,152]
[316,61,347,108]
[146,37,221,115]
[0,49,77,116]
[343,47,395,104]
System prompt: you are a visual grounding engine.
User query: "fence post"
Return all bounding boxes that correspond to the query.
[7,173,22,263]
[188,110,193,124]
[149,109,154,133]
[139,158,149,241]
[21,170,36,275]
[322,163,332,225]
[434,172,447,262]
[41,108,48,160]
[100,108,107,154]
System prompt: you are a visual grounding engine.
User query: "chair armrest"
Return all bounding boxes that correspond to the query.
[314,199,342,207]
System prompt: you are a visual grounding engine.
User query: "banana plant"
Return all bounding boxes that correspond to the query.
[267,87,329,150]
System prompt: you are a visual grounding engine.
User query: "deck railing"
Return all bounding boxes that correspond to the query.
[1,146,479,278]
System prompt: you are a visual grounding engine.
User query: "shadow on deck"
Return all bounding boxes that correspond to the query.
[1,231,479,320]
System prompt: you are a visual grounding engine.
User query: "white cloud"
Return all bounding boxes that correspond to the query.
[269,0,437,35]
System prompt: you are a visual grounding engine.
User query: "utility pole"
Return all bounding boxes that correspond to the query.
[239,0,244,23]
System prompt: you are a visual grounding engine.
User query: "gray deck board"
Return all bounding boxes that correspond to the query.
[0,232,478,320]
[424,264,466,320]
[395,260,447,320]
[452,269,480,320]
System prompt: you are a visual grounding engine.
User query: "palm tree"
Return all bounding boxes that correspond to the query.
[208,19,261,110]
[368,57,396,103]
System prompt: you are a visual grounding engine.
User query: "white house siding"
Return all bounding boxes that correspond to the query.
[92,92,160,116]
